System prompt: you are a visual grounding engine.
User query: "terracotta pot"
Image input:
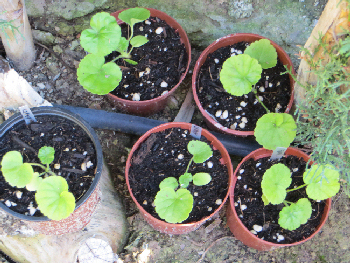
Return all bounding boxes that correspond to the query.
[0,107,103,235]
[192,33,295,136]
[125,122,233,234]
[226,147,331,251]
[108,8,191,116]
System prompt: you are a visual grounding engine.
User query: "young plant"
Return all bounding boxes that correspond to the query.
[77,8,150,95]
[0,146,75,221]
[154,140,213,223]
[261,163,340,231]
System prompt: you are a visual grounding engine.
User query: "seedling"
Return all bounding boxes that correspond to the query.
[154,140,213,223]
[77,8,151,95]
[0,146,75,221]
[261,163,340,230]
[219,39,296,150]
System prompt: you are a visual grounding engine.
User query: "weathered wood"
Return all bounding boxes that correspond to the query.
[294,0,349,106]
[174,89,195,123]
[0,162,129,263]
[0,0,36,71]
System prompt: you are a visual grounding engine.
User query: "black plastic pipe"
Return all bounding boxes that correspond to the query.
[56,105,261,157]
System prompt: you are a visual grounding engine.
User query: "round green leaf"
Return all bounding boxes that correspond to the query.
[220,54,262,96]
[26,172,43,192]
[80,12,121,56]
[154,188,193,223]
[179,173,193,188]
[130,35,149,48]
[35,176,76,221]
[118,8,150,27]
[116,37,129,53]
[278,198,312,231]
[1,151,34,188]
[187,141,213,164]
[244,39,277,69]
[304,164,340,200]
[254,113,297,150]
[38,146,55,165]
[193,173,212,186]
[77,54,122,95]
[261,163,292,205]
[159,177,178,190]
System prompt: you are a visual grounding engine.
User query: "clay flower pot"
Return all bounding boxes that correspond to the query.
[226,148,331,251]
[125,122,233,234]
[192,33,295,136]
[107,8,191,116]
[0,107,103,235]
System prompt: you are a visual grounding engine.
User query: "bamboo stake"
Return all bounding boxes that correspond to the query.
[0,0,36,71]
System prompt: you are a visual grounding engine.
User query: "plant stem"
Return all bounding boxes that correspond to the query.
[29,163,56,177]
[185,157,194,174]
[286,184,307,192]
[283,200,293,206]
[253,88,270,113]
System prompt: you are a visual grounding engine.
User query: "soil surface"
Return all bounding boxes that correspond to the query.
[1,21,350,263]
[0,115,97,218]
[108,16,188,101]
[234,155,325,244]
[196,41,291,131]
[129,127,228,223]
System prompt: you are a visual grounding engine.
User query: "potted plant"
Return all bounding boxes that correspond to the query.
[0,107,103,235]
[125,122,233,234]
[192,33,294,136]
[77,7,191,116]
[225,89,340,249]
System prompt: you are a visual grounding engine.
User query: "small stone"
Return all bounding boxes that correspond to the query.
[241,204,247,210]
[259,96,264,101]
[5,200,11,207]
[244,185,247,189]
[259,87,265,92]
[16,191,23,199]
[143,200,147,205]
[10,202,17,206]
[161,90,168,96]
[155,27,163,34]
[194,192,198,197]
[250,230,257,235]
[207,161,213,168]
[139,26,144,31]
[220,110,228,119]
[241,117,248,123]
[277,235,285,242]
[145,20,151,25]
[139,71,144,77]
[230,123,237,129]
[253,225,263,232]
[160,81,168,88]
[292,168,298,172]
[178,154,184,160]
[269,83,273,87]
[208,207,213,212]
[256,162,261,167]
[240,101,247,107]
[239,169,244,174]
[237,107,242,111]
[266,76,269,80]
[234,202,238,206]
[214,58,220,64]
[237,175,242,180]
[54,163,60,169]
[215,199,222,205]
[81,163,87,171]
[239,122,246,129]
[235,115,241,119]
[132,93,141,101]
[145,67,151,74]
[215,110,222,118]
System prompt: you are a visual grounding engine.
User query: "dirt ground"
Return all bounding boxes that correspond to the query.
[1,30,350,263]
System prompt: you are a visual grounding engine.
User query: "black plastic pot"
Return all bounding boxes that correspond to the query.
[0,107,103,234]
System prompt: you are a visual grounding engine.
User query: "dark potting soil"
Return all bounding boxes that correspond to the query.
[196,41,291,131]
[0,115,97,217]
[107,16,188,101]
[128,127,229,224]
[234,155,326,244]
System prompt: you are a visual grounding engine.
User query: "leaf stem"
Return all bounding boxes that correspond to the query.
[253,88,270,113]
[185,157,194,174]
[286,184,307,192]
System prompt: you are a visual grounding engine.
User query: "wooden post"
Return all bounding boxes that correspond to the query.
[294,0,349,106]
[0,0,36,71]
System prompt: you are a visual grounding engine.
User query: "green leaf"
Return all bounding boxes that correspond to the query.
[187,141,213,164]
[254,113,297,150]
[80,12,121,56]
[220,54,262,96]
[1,151,34,188]
[154,187,193,223]
[244,39,278,69]
[130,35,149,47]
[304,164,340,200]
[179,173,192,188]
[26,172,43,191]
[116,37,129,53]
[118,8,150,27]
[77,54,122,95]
[38,146,55,165]
[159,177,178,190]
[278,198,312,231]
[193,173,212,186]
[261,194,270,205]
[35,176,75,221]
[261,163,292,205]
[124,59,138,65]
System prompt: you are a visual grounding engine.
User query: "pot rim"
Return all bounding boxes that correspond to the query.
[228,147,331,248]
[107,7,191,107]
[0,106,103,221]
[125,122,233,233]
[192,33,295,136]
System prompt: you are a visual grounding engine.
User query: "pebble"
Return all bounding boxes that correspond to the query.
[239,169,244,174]
[215,199,222,205]
[145,20,151,25]
[161,90,169,96]
[241,117,248,123]
[16,191,23,199]
[220,110,228,119]
[54,163,60,169]
[194,192,198,197]
[259,96,264,101]
[208,207,213,212]
[139,71,144,77]
[253,225,263,232]
[214,58,220,64]
[230,123,237,129]
[155,27,163,34]
[132,93,141,101]
[240,101,247,107]
[5,200,12,207]
[160,81,168,88]
[237,175,242,180]
[178,154,184,160]
[250,230,257,235]
[143,200,147,205]
[86,161,93,168]
[239,122,246,129]
[259,87,265,92]
[241,204,247,210]
[207,161,213,168]
[215,110,222,118]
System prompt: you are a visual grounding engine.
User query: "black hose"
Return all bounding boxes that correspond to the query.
[56,105,261,157]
